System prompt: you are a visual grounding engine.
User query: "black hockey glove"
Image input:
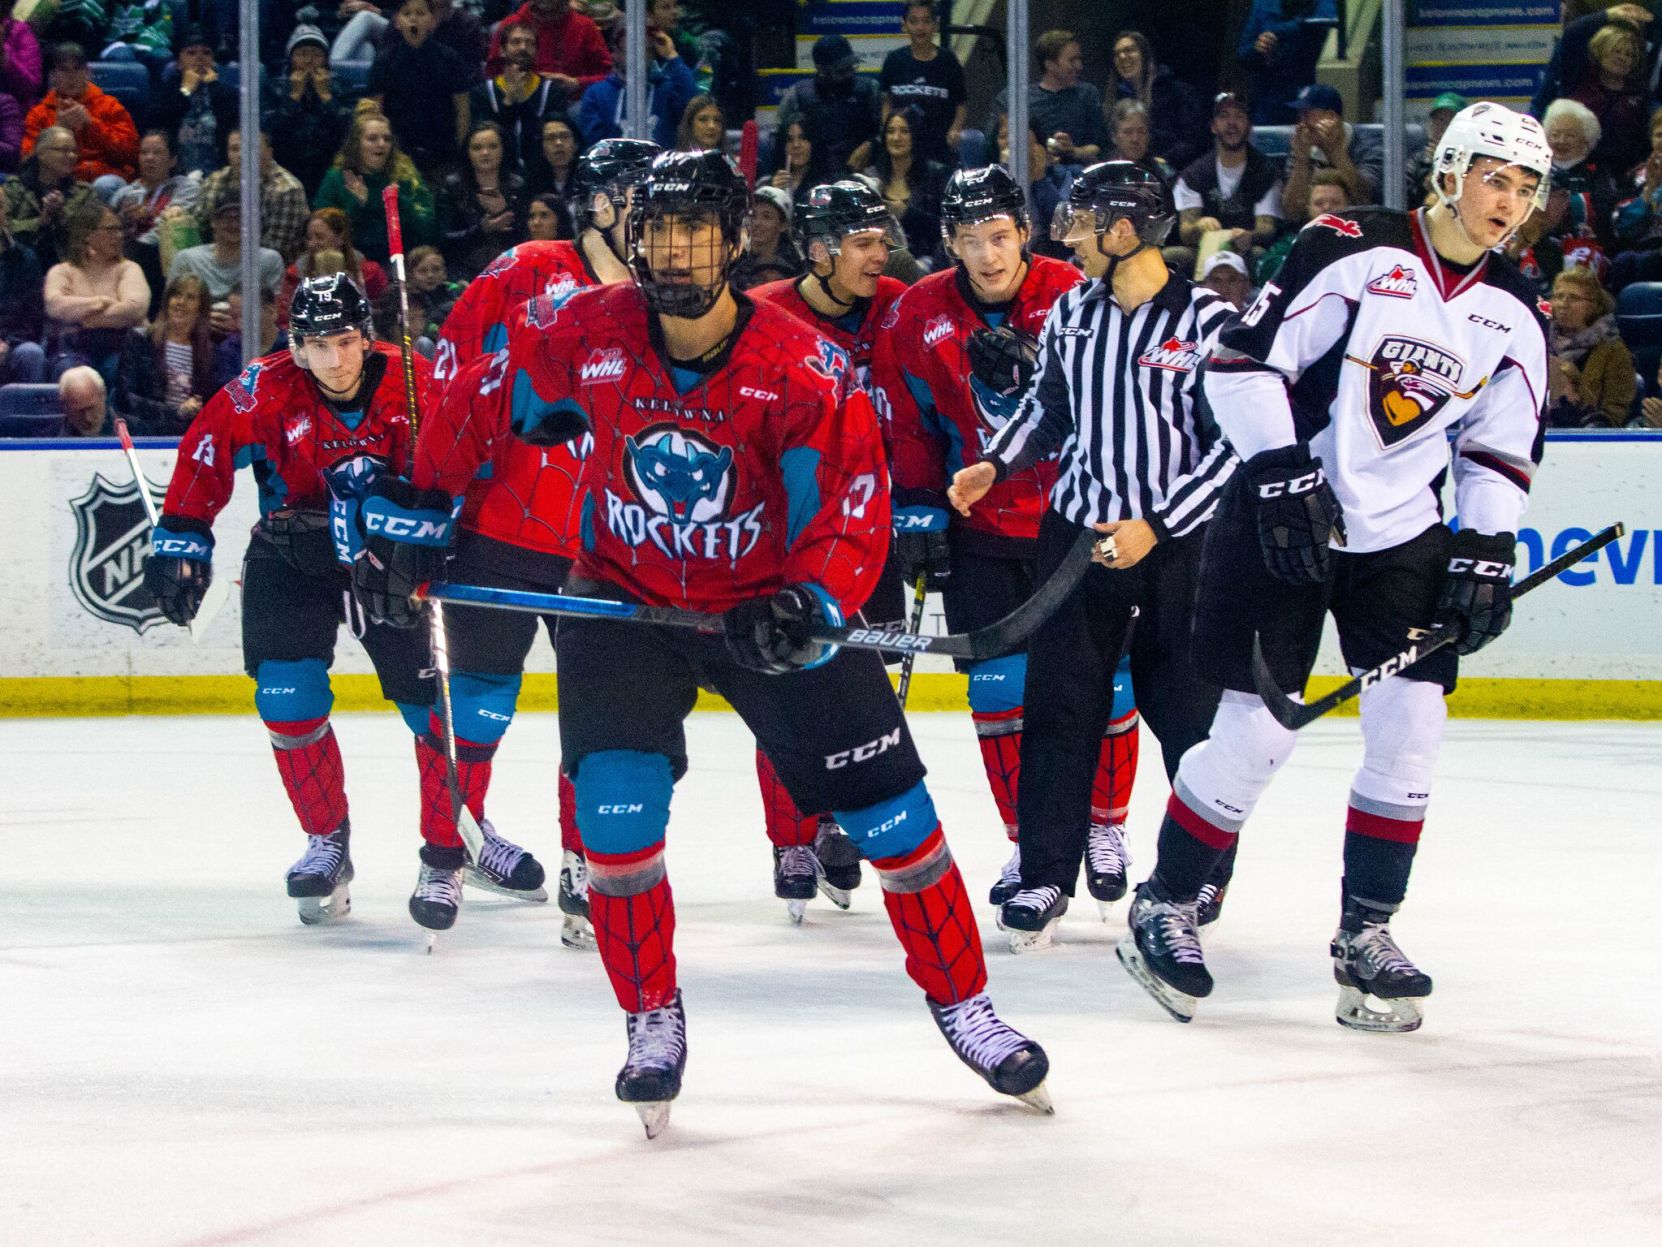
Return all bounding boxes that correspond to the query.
[1244,444,1346,586]
[349,477,456,628]
[967,325,1039,397]
[1434,529,1515,656]
[723,584,842,675]
[143,518,214,627]
[892,500,952,592]
[255,508,335,575]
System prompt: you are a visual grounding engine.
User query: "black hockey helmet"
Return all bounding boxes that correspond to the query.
[627,149,752,317]
[1052,160,1175,248]
[575,137,662,229]
[794,180,904,257]
[289,273,373,343]
[939,164,1029,238]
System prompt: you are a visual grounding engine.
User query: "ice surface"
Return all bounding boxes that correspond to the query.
[4,712,1659,1245]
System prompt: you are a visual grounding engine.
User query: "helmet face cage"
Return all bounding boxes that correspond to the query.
[1432,102,1552,221]
[627,156,751,317]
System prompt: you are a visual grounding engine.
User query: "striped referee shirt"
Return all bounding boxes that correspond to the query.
[983,272,1238,540]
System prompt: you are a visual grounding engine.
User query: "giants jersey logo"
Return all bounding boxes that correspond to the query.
[609,425,763,560]
[1349,335,1478,448]
[1137,336,1202,372]
[1365,265,1418,299]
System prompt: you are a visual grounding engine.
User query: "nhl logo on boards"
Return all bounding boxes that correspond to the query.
[1366,265,1418,299]
[1354,335,1471,448]
[924,315,955,348]
[1307,213,1363,238]
[580,347,628,384]
[1137,336,1202,372]
[68,474,167,634]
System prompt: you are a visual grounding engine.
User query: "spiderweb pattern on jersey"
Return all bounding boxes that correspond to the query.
[755,748,818,848]
[1092,711,1140,826]
[414,731,495,849]
[874,831,988,1006]
[588,864,679,1013]
[971,707,1023,839]
[267,717,349,835]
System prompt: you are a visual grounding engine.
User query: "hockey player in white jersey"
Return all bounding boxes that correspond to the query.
[1118,102,1552,1031]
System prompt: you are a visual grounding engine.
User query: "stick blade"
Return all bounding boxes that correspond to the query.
[1251,634,1317,729]
[189,572,234,643]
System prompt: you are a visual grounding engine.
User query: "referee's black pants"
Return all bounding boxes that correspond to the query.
[1016,510,1223,896]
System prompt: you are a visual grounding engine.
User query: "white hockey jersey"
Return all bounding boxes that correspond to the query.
[1203,207,1548,552]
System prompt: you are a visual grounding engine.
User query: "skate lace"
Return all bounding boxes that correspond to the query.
[475,827,526,881]
[1149,899,1205,966]
[562,854,589,896]
[777,845,821,881]
[937,994,1027,1071]
[626,1003,686,1071]
[1008,885,1062,914]
[997,846,1022,887]
[1086,824,1128,875]
[1352,923,1415,975]
[414,865,461,904]
[296,834,343,873]
[1197,883,1221,907]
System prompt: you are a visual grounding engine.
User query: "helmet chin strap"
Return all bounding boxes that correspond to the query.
[812,265,856,309]
[1097,227,1152,285]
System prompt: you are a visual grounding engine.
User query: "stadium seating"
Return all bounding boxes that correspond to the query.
[0,385,68,438]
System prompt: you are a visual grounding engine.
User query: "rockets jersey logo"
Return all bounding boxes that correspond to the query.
[229,362,263,413]
[1137,336,1202,372]
[1352,335,1475,448]
[610,424,764,560]
[1307,213,1364,238]
[806,339,852,393]
[1365,265,1418,299]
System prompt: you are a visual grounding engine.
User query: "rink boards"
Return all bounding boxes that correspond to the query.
[1,432,1658,719]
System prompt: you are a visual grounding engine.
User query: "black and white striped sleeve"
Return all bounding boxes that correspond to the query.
[982,288,1078,480]
[1144,294,1240,541]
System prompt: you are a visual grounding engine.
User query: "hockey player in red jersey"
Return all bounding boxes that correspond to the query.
[363,150,1052,1137]
[871,166,1141,913]
[746,179,911,916]
[1118,102,1553,1032]
[141,275,543,926]
[405,137,660,944]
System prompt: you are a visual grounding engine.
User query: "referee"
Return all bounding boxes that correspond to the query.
[948,162,1234,945]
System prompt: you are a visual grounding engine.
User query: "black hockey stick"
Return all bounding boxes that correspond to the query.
[1252,523,1625,729]
[895,572,928,708]
[421,528,1095,661]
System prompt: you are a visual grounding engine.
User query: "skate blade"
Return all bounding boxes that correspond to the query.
[1335,985,1424,1034]
[425,932,438,955]
[1115,939,1196,1023]
[634,1101,672,1140]
[462,867,549,903]
[1006,919,1062,954]
[560,914,597,951]
[297,886,351,926]
[816,879,854,910]
[1095,899,1117,923]
[1015,1080,1055,1115]
[786,899,808,925]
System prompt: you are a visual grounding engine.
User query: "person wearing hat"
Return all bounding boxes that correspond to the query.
[1235,0,1340,125]
[1407,91,1467,206]
[1200,249,1252,308]
[1170,91,1283,274]
[263,25,352,198]
[168,196,284,302]
[732,182,805,290]
[151,24,240,177]
[22,43,139,188]
[1281,81,1381,221]
[775,34,882,182]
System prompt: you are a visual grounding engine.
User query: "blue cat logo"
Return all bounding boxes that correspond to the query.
[624,426,733,523]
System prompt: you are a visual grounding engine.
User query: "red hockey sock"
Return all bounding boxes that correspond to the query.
[756,747,817,847]
[266,716,349,835]
[587,844,678,1013]
[558,773,582,855]
[415,730,496,849]
[873,827,988,1006]
[972,707,1023,839]
[1090,710,1140,826]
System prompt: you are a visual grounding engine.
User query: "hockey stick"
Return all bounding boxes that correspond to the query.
[383,187,486,864]
[894,572,928,707]
[116,417,230,643]
[421,529,1095,661]
[1252,523,1626,729]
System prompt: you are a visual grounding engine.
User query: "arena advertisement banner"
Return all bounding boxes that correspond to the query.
[1406,0,1561,118]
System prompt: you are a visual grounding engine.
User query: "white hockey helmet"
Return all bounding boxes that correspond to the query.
[1432,101,1553,212]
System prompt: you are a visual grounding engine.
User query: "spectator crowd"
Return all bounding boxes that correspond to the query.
[2,0,1661,433]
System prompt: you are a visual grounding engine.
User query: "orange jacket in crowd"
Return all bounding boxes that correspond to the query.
[23,83,139,183]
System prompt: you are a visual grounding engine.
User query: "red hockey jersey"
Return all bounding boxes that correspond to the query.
[870,256,1081,544]
[506,282,889,615]
[161,344,428,528]
[432,240,599,391]
[748,274,907,388]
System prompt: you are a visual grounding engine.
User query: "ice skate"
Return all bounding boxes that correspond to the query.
[773,844,821,924]
[285,826,353,925]
[1084,822,1130,915]
[1196,880,1228,928]
[1117,878,1212,1023]
[1331,898,1432,1034]
[930,992,1052,1113]
[409,859,463,933]
[998,885,1068,953]
[616,990,687,1139]
[987,843,1022,906]
[813,819,862,909]
[462,819,548,901]
[558,849,596,950]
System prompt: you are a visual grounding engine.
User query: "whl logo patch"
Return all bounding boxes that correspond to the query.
[580,348,628,384]
[924,315,954,348]
[1138,336,1202,373]
[68,474,166,634]
[1366,265,1418,299]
